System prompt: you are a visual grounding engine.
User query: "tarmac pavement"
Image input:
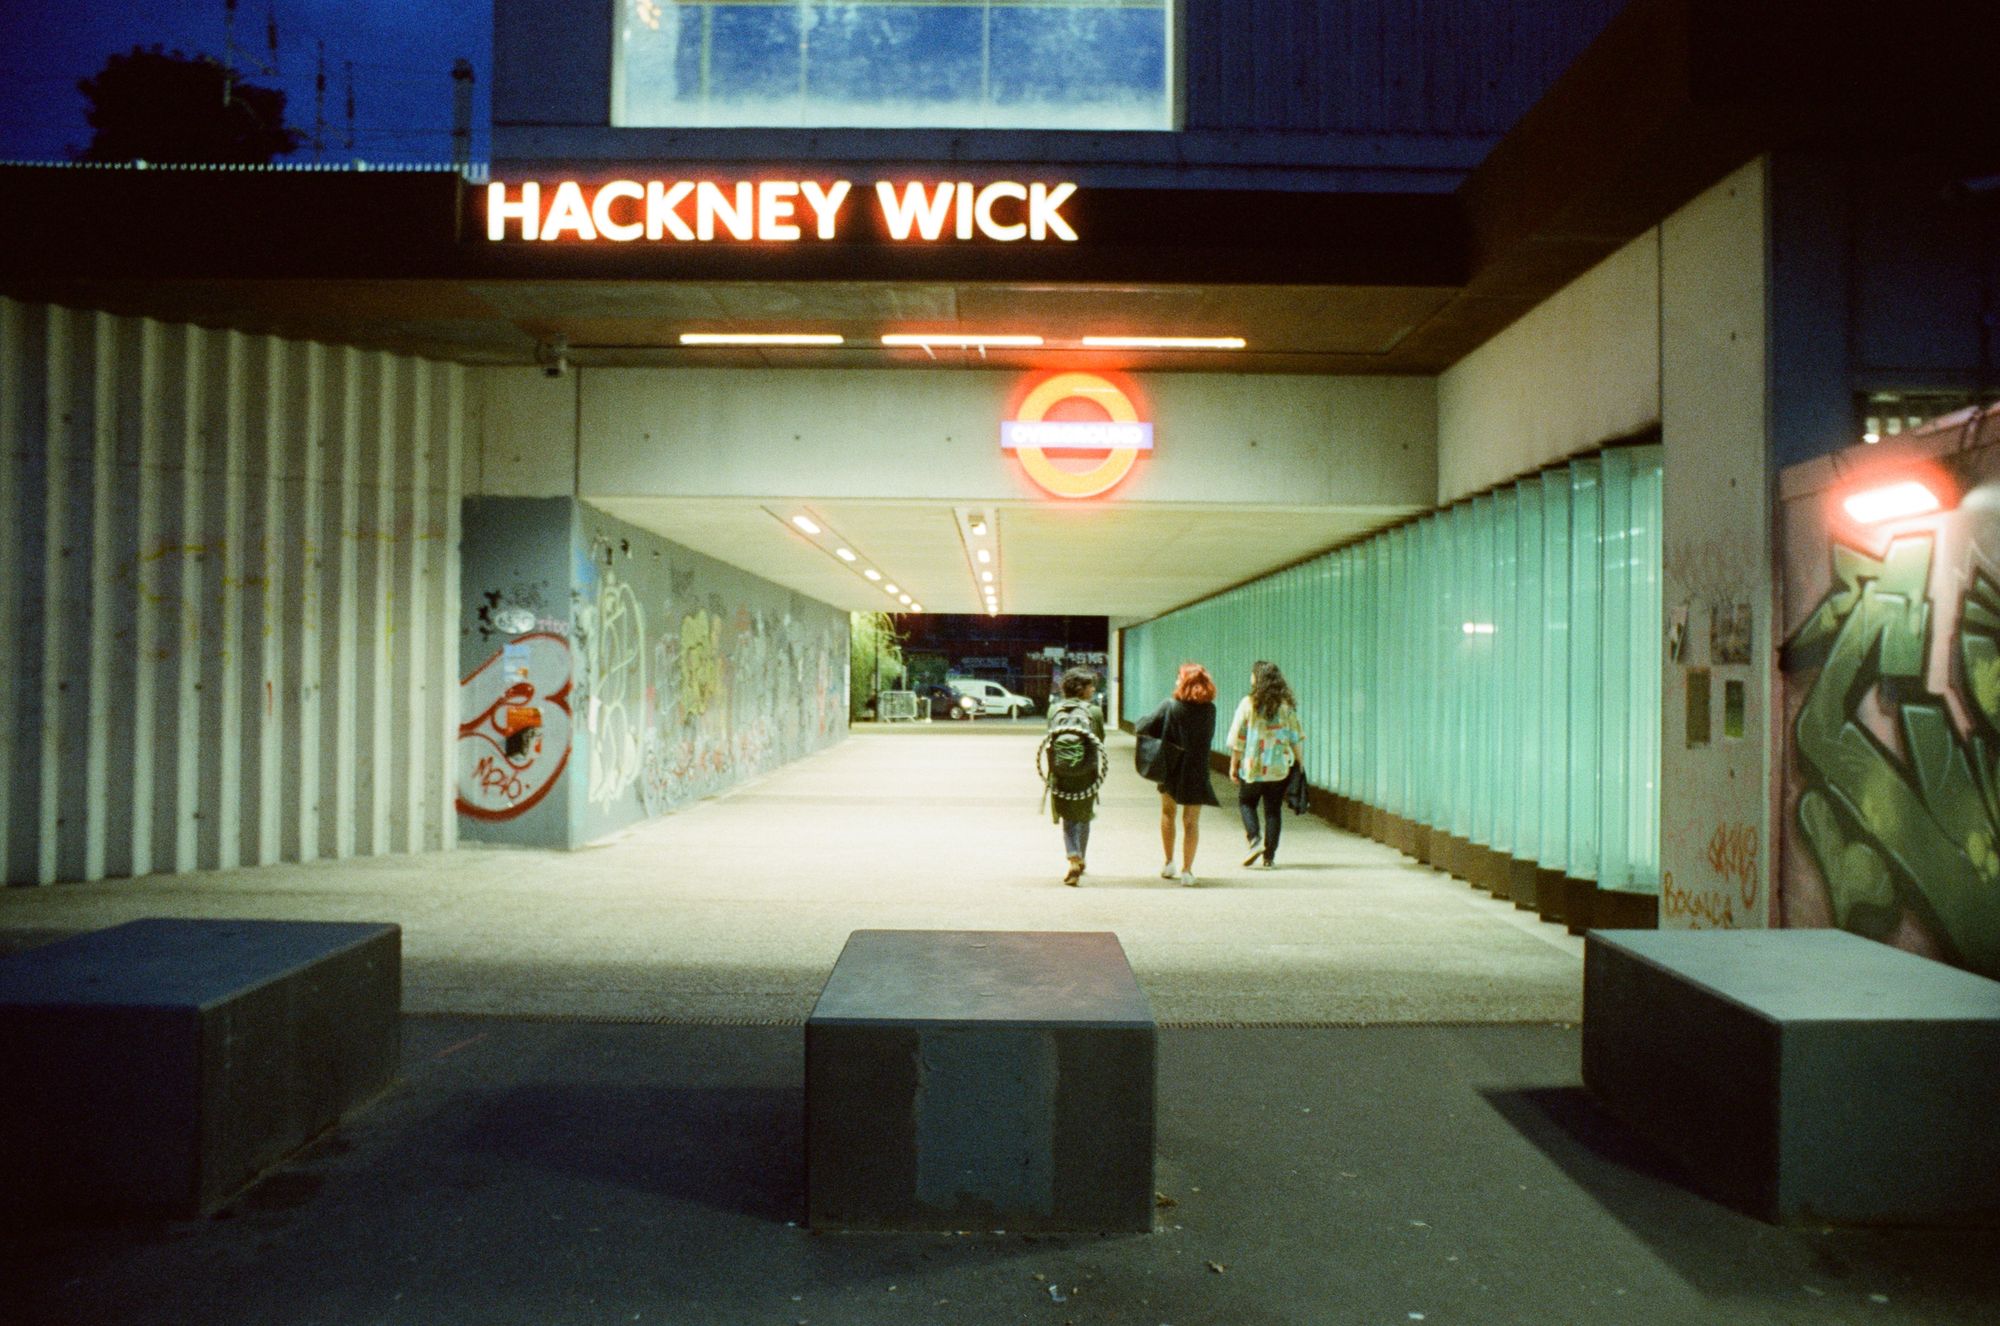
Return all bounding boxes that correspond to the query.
[6,725,1996,1325]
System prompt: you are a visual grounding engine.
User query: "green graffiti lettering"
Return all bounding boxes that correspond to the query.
[1785,534,2000,975]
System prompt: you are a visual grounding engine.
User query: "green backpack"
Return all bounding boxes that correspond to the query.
[1038,704,1107,805]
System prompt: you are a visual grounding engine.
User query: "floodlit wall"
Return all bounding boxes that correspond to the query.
[1123,445,1664,890]
[0,297,465,885]
[456,496,849,848]
[1776,407,2000,980]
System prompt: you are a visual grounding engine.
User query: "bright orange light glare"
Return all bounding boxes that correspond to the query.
[1842,480,1943,525]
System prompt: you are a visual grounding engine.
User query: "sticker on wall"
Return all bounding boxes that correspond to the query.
[1002,371,1152,499]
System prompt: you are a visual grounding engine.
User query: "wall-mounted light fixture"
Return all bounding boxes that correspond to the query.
[1841,478,1946,525]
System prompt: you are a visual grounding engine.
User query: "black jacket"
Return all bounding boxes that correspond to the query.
[1137,699,1221,807]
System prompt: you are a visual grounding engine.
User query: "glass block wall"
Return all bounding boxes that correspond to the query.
[1122,445,1663,892]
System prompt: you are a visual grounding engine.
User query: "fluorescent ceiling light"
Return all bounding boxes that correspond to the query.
[884,584,900,595]
[791,514,821,535]
[910,604,923,613]
[969,519,988,536]
[863,569,881,581]
[882,334,1043,348]
[1843,479,1943,525]
[680,333,844,346]
[976,548,991,563]
[898,594,912,605]
[835,547,856,561]
[1081,336,1246,350]
[1461,622,1496,636]
[980,571,994,583]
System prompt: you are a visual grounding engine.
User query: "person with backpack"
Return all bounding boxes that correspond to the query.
[1040,667,1108,886]
[1228,660,1306,869]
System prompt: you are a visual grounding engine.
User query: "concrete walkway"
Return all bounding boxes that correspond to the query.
[0,726,1580,1024]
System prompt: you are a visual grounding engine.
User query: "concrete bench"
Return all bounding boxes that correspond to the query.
[0,918,401,1218]
[806,929,1155,1232]
[1582,929,2000,1224]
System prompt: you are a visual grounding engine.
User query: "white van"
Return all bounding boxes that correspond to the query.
[946,677,1037,718]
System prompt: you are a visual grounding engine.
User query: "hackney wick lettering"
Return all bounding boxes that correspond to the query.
[484,179,1081,244]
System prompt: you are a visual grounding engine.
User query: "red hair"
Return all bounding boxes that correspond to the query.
[1173,663,1216,703]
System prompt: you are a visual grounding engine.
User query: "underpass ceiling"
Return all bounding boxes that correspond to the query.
[589,496,1421,619]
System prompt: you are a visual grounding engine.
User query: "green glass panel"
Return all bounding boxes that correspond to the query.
[1540,470,1571,872]
[1569,458,1602,881]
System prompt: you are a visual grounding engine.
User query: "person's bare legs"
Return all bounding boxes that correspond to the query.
[1181,804,1202,872]
[1159,793,1178,869]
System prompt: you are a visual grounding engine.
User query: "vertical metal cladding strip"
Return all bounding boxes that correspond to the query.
[434,363,465,851]
[0,298,36,883]
[364,351,397,854]
[234,334,268,866]
[324,347,361,859]
[397,357,430,854]
[285,341,324,863]
[247,334,287,866]
[37,304,74,884]
[192,328,228,868]
[81,311,120,881]
[126,317,162,878]
[207,330,247,871]
[166,326,205,876]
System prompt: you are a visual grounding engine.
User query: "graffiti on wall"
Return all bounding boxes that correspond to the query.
[577,567,648,807]
[456,632,574,820]
[1781,528,2000,977]
[570,532,849,834]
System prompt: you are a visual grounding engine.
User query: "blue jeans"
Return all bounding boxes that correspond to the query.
[1063,818,1091,860]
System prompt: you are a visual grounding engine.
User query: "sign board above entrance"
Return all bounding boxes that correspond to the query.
[483,180,1080,244]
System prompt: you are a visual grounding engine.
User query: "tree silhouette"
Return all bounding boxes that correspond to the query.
[77,46,303,164]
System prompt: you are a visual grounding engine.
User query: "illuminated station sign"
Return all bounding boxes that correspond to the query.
[1004,372,1153,500]
[485,179,1080,243]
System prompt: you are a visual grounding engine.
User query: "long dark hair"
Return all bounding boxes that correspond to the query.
[1250,660,1294,718]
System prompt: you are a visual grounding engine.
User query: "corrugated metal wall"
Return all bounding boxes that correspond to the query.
[1182,0,1630,136]
[0,297,465,886]
[1123,444,1663,891]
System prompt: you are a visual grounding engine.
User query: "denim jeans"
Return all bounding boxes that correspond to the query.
[1237,779,1286,861]
[1062,817,1091,860]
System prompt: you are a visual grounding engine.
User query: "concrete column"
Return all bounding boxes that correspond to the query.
[1658,159,1774,928]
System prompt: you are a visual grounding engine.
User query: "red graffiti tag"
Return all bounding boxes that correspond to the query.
[1704,822,1760,909]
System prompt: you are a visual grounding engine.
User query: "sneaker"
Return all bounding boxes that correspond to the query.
[1063,857,1084,887]
[1242,843,1265,867]
[1160,861,1178,880]
[1179,870,1198,887]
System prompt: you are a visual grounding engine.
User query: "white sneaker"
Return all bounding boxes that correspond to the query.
[1179,870,1198,887]
[1160,861,1177,880]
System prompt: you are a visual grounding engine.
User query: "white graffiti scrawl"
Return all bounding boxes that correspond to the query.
[457,632,574,820]
[579,568,648,806]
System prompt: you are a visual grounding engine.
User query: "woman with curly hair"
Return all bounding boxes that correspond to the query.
[1136,662,1221,885]
[1228,660,1305,868]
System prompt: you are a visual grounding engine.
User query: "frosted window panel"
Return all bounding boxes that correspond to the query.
[615,1,1176,130]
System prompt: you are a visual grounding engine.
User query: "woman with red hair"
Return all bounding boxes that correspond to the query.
[1135,662,1221,885]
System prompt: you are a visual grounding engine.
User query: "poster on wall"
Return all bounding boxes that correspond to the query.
[1776,404,2000,980]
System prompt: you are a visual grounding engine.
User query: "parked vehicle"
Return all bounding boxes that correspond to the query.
[920,683,977,720]
[947,677,1038,718]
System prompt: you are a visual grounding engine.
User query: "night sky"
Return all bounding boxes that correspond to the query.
[0,0,491,164]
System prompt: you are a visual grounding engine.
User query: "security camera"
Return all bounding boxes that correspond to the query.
[537,335,569,379]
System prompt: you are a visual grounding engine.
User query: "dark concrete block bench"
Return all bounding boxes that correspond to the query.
[1582,929,2000,1224]
[0,918,401,1218]
[806,929,1155,1232]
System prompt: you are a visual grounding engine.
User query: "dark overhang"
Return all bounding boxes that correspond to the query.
[2,0,1992,374]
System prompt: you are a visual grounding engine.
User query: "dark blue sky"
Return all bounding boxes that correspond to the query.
[0,0,491,163]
